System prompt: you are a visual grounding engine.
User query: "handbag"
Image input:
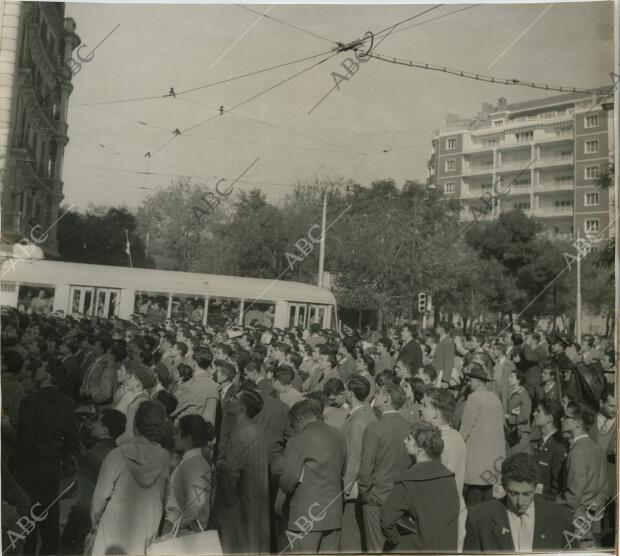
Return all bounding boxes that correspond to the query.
[147,519,223,555]
[506,423,520,447]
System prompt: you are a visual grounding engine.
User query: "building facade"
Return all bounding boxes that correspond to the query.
[428,91,615,243]
[0,2,80,257]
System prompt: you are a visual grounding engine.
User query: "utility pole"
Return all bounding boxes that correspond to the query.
[318,192,327,287]
[576,228,582,344]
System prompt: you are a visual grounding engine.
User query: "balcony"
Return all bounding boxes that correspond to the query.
[462,162,494,176]
[536,155,573,168]
[535,206,574,217]
[498,159,532,171]
[535,181,574,192]
[535,129,573,144]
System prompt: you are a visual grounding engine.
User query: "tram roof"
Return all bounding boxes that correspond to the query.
[1,259,337,304]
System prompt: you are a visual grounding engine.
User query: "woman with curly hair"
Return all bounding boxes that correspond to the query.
[88,401,171,555]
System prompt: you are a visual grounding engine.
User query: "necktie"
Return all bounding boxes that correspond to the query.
[517,515,529,552]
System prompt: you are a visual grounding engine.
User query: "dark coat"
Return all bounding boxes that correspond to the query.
[358,412,411,506]
[381,460,459,552]
[59,355,84,404]
[278,420,347,532]
[529,431,568,500]
[76,438,118,514]
[12,386,78,469]
[215,382,239,453]
[253,391,288,465]
[396,339,423,375]
[218,420,270,554]
[464,495,573,552]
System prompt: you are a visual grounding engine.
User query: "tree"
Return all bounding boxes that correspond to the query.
[135,177,229,272]
[57,205,151,267]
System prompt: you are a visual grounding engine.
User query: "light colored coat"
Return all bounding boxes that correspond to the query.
[90,437,171,556]
[459,388,505,485]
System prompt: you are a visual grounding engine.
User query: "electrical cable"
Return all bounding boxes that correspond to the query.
[236,4,338,45]
[366,51,605,95]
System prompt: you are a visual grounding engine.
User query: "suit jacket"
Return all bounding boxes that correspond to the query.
[342,405,377,500]
[396,340,423,374]
[358,412,411,506]
[12,386,79,471]
[464,496,573,552]
[433,336,456,382]
[278,420,347,531]
[529,431,567,500]
[215,383,239,453]
[557,435,607,514]
[59,355,84,404]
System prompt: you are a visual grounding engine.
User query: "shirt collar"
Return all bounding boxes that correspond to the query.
[181,447,203,463]
[571,433,590,445]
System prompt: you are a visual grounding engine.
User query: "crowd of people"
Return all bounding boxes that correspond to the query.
[1,305,616,555]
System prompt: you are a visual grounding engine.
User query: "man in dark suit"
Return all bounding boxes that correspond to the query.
[276,399,347,553]
[214,359,239,453]
[11,359,79,556]
[396,323,423,376]
[432,321,456,384]
[251,387,289,553]
[358,382,411,553]
[58,338,83,404]
[464,453,573,552]
[530,399,567,500]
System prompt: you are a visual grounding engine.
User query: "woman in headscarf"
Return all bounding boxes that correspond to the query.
[89,401,171,556]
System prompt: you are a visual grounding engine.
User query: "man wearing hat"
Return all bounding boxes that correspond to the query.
[459,363,506,507]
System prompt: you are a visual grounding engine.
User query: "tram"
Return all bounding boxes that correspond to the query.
[0,259,339,330]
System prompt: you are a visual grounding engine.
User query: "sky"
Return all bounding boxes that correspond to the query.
[61,1,616,210]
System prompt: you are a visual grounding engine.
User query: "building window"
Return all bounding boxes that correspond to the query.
[514,202,531,210]
[585,115,599,128]
[480,183,492,190]
[585,140,599,154]
[445,159,456,172]
[585,192,599,206]
[554,199,573,208]
[585,219,599,234]
[444,182,455,194]
[493,120,503,128]
[515,131,533,143]
[446,138,457,151]
[585,166,599,180]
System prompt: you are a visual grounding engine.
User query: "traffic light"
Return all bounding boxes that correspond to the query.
[418,292,427,313]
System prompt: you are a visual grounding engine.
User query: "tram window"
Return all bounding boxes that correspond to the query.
[330,306,338,330]
[133,291,169,322]
[207,297,240,327]
[171,294,205,323]
[18,285,54,315]
[242,300,275,328]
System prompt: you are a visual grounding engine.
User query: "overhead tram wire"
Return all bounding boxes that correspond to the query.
[307,5,447,115]
[69,49,335,108]
[366,51,604,95]
[236,4,338,46]
[149,50,341,157]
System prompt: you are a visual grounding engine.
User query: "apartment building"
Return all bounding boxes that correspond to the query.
[0,2,80,257]
[428,91,615,243]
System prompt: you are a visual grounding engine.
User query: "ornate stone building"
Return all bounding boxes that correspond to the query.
[0,2,80,257]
